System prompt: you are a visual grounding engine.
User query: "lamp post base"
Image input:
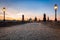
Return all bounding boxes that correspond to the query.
[55,18,57,22]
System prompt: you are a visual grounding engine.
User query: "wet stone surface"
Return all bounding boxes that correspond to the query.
[0,23,60,40]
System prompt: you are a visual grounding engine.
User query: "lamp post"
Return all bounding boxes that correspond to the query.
[2,7,6,22]
[54,4,58,21]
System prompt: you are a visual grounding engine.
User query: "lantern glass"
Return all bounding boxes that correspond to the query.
[54,4,58,10]
[2,7,6,12]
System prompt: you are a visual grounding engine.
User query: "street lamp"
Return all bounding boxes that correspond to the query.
[54,4,58,21]
[2,7,6,22]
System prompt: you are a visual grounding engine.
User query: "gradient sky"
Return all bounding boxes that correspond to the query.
[0,0,60,20]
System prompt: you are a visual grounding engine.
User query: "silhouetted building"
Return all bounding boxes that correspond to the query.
[29,18,32,22]
[43,13,46,22]
[34,17,37,22]
[47,17,49,21]
[22,15,24,22]
[38,19,41,22]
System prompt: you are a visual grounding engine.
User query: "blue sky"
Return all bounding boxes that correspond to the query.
[0,0,60,20]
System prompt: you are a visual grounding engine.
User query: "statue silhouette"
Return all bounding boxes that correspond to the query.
[43,13,46,22]
[22,15,24,22]
[34,17,37,22]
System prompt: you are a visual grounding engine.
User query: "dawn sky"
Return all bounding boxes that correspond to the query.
[0,0,60,20]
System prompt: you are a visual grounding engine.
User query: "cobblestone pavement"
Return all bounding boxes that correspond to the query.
[0,23,60,40]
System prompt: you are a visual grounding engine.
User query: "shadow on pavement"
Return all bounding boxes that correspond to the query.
[41,21,60,29]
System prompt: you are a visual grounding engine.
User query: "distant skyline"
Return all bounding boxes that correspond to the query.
[0,0,60,20]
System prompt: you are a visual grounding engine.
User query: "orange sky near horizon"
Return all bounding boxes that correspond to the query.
[0,15,60,21]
